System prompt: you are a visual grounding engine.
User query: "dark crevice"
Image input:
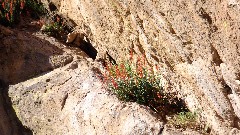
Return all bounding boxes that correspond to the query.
[186,56,193,64]
[220,79,239,129]
[135,37,147,57]
[61,93,68,110]
[78,38,98,60]
[159,11,166,16]
[198,8,212,25]
[150,54,160,63]
[98,51,117,68]
[214,111,225,122]
[223,83,232,95]
[158,125,164,135]
[169,26,176,34]
[48,2,57,11]
[164,60,174,71]
[234,116,240,129]
[69,34,98,60]
[105,51,117,65]
[183,41,193,45]
[210,44,223,66]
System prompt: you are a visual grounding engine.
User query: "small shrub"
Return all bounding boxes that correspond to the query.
[41,21,63,37]
[168,111,199,129]
[99,51,172,111]
[22,0,45,18]
[40,14,73,39]
[0,0,45,26]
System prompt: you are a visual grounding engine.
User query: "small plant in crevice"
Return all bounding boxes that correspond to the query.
[97,49,188,116]
[167,110,211,133]
[41,21,63,37]
[0,0,46,26]
[95,49,210,132]
[103,58,167,109]
[40,14,74,39]
[168,111,198,128]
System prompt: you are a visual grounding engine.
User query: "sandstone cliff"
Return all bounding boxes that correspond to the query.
[39,0,240,134]
[0,0,240,134]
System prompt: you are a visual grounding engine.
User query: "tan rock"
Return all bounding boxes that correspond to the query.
[8,57,164,135]
[38,0,240,134]
[1,0,240,134]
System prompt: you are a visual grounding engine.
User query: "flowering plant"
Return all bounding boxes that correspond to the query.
[99,50,171,111]
[0,0,45,26]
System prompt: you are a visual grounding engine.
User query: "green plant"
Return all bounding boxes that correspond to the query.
[41,21,63,37]
[168,111,198,128]
[98,50,210,132]
[22,0,45,18]
[0,0,45,26]
[100,50,172,111]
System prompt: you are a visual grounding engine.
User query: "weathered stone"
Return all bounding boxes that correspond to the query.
[1,0,240,134]
[8,57,164,135]
[37,0,240,134]
[1,24,164,134]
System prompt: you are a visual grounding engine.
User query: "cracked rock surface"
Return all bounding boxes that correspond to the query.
[1,0,240,134]
[39,0,240,134]
[1,23,165,134]
[8,45,164,135]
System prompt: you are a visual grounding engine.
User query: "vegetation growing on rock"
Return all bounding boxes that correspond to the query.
[100,51,182,112]
[0,0,45,26]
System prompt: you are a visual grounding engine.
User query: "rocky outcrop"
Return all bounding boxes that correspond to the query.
[1,24,169,134]
[38,0,240,134]
[0,25,73,84]
[8,58,164,134]
[1,0,240,134]
[0,22,73,134]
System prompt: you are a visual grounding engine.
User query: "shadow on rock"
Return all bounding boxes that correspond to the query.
[0,24,74,134]
[0,79,33,135]
[0,25,67,85]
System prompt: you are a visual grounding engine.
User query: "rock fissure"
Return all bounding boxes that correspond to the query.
[61,93,68,111]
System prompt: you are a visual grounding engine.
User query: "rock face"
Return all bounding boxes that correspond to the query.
[8,59,164,134]
[1,24,165,134]
[1,0,240,134]
[39,0,240,134]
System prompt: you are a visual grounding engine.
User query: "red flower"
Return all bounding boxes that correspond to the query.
[56,16,60,22]
[157,92,161,98]
[120,63,126,79]
[6,13,9,21]
[130,48,133,61]
[9,1,13,15]
[155,65,159,70]
[115,66,120,76]
[2,2,5,9]
[111,79,118,89]
[137,57,143,78]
